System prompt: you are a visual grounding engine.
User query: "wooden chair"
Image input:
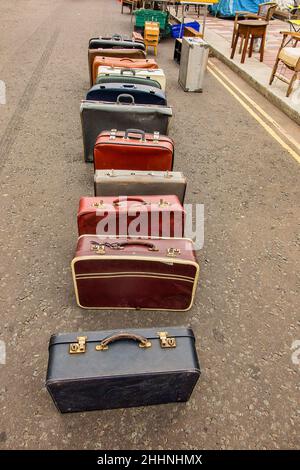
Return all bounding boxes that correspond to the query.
[231,2,277,48]
[287,3,300,35]
[269,31,300,96]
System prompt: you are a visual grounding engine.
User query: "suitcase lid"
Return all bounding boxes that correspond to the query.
[96,76,162,89]
[97,129,174,148]
[49,327,195,348]
[78,195,183,216]
[97,66,165,78]
[80,99,172,116]
[88,83,165,97]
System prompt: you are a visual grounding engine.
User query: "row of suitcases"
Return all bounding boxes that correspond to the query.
[46,31,201,413]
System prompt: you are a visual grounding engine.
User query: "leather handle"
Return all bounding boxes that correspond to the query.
[113,197,147,205]
[119,58,134,62]
[111,34,122,40]
[122,84,136,89]
[124,129,145,140]
[120,68,135,75]
[96,332,152,350]
[115,241,158,251]
[116,94,135,104]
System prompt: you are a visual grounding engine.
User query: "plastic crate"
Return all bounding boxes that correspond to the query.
[134,9,168,29]
[171,21,200,39]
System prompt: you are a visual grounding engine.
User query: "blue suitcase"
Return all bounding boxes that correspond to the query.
[86,83,167,106]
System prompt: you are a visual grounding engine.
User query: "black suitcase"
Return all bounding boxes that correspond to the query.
[89,35,145,51]
[86,83,167,106]
[96,75,161,89]
[46,327,200,413]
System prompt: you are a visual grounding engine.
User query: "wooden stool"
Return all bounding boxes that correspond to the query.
[144,21,160,56]
[230,20,268,64]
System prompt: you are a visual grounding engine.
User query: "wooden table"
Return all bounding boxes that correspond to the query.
[231,20,268,64]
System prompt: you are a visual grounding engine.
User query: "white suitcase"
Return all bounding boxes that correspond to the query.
[179,38,209,93]
[97,66,167,92]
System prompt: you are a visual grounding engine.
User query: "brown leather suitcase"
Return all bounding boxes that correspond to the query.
[94,129,174,171]
[77,195,185,237]
[88,48,146,86]
[92,57,158,85]
[71,235,199,310]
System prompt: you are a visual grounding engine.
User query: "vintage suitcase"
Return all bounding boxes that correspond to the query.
[96,66,166,91]
[96,74,161,89]
[46,326,201,413]
[71,235,199,310]
[88,49,146,86]
[92,57,158,85]
[94,129,174,171]
[77,195,184,237]
[80,99,172,162]
[88,35,145,50]
[86,83,167,106]
[94,170,187,204]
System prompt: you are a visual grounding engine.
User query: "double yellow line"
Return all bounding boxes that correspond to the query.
[207,60,300,165]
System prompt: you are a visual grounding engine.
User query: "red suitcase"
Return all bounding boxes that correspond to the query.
[77,195,184,237]
[94,129,174,171]
[71,235,199,310]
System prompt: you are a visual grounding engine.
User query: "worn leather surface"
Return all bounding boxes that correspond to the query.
[86,83,167,106]
[93,130,173,171]
[46,327,200,413]
[92,57,158,85]
[94,170,186,203]
[80,101,172,162]
[72,236,198,310]
[88,49,146,85]
[77,195,184,237]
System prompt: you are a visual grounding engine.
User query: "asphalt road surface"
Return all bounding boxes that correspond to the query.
[0,0,299,450]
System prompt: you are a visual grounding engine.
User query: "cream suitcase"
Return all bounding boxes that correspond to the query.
[97,66,167,92]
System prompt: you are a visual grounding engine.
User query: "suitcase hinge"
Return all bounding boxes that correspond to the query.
[166,248,181,257]
[158,332,176,349]
[69,336,87,354]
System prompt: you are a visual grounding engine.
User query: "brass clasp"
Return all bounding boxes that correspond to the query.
[90,243,106,254]
[158,332,176,348]
[158,198,170,208]
[166,248,181,257]
[92,200,104,208]
[69,336,87,354]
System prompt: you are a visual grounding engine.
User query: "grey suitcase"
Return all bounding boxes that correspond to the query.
[94,170,187,204]
[80,97,172,162]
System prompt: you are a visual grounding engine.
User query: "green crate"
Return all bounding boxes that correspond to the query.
[134,9,168,30]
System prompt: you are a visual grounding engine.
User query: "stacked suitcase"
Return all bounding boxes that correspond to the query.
[46,29,201,414]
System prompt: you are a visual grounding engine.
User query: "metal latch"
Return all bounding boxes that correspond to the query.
[109,129,117,140]
[153,131,160,142]
[90,243,106,254]
[69,336,87,354]
[92,200,104,208]
[158,332,176,348]
[166,248,181,257]
[158,198,170,207]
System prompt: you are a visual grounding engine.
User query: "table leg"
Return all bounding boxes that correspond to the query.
[241,31,249,63]
[230,31,239,59]
[249,35,254,57]
[260,31,266,62]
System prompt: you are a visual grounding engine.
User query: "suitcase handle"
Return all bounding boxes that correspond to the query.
[111,34,123,41]
[120,68,136,76]
[119,58,134,62]
[91,241,158,252]
[124,129,145,140]
[113,197,147,206]
[116,94,135,104]
[95,332,152,350]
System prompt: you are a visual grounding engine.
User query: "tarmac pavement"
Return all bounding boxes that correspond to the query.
[0,0,299,450]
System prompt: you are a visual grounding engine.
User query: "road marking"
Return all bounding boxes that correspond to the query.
[208,60,300,151]
[207,62,300,165]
